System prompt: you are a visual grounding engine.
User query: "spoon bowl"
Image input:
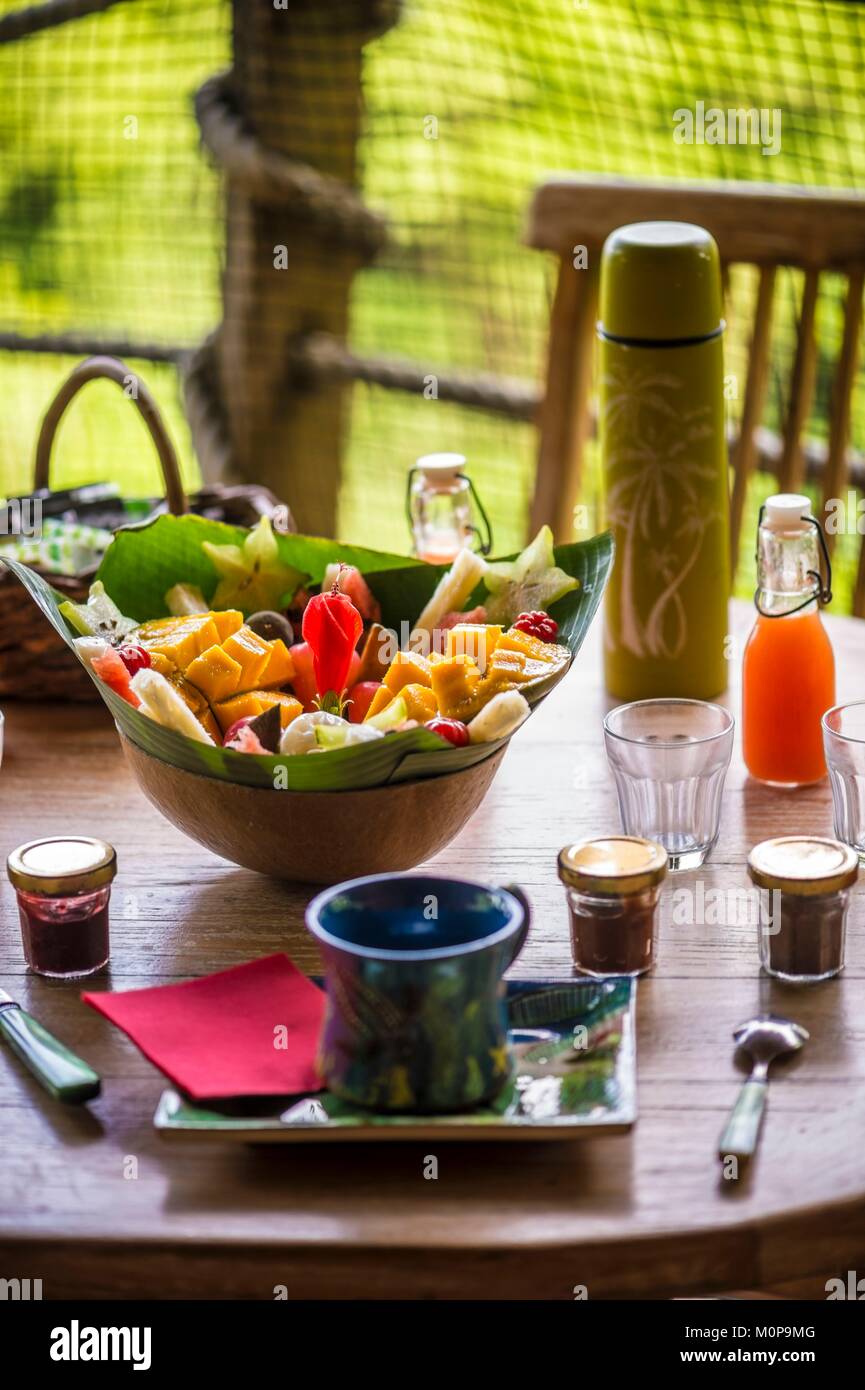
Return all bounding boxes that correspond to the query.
[733,1015,810,1068]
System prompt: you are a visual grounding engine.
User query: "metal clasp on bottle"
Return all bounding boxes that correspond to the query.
[753,505,833,618]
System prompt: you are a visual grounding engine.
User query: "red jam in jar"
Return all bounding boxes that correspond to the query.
[7,837,116,979]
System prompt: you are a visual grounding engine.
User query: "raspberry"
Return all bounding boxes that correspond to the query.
[513,610,558,643]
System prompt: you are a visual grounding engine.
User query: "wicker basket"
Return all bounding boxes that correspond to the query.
[0,356,294,701]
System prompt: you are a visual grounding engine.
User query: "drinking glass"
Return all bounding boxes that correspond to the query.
[603,699,734,871]
[823,702,865,859]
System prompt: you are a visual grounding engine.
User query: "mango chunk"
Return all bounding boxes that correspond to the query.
[499,628,563,664]
[429,655,482,721]
[258,637,294,690]
[445,624,502,673]
[221,625,273,690]
[485,648,529,684]
[138,613,221,668]
[211,609,244,642]
[169,674,222,743]
[214,690,303,736]
[383,650,432,694]
[400,683,438,723]
[148,651,176,679]
[364,684,397,721]
[185,644,244,704]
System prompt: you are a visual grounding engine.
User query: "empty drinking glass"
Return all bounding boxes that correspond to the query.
[603,699,735,871]
[823,702,865,859]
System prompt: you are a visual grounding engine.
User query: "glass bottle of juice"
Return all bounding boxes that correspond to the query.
[406,454,492,563]
[742,493,834,786]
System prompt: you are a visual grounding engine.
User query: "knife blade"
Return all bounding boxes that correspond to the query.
[0,988,101,1103]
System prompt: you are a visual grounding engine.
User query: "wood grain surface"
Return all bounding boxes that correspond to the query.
[1,601,864,1300]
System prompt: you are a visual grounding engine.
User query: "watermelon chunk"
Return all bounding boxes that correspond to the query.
[91,646,140,707]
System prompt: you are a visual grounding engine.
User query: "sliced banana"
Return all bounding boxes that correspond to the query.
[466,689,530,744]
[129,669,216,745]
[411,548,486,645]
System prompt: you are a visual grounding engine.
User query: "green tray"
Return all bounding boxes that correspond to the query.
[154,977,636,1143]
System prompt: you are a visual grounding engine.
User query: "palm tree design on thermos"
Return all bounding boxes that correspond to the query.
[603,362,724,663]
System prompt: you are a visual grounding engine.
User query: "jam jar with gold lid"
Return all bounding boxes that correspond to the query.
[558,836,668,977]
[748,835,858,982]
[7,837,116,979]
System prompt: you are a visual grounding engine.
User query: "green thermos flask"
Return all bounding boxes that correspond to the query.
[598,221,730,699]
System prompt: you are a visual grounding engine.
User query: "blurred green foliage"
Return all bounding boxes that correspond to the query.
[0,0,863,602]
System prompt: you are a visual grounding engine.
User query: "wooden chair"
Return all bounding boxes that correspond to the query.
[526,177,865,612]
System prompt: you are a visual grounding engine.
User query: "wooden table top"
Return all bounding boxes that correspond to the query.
[1,599,864,1300]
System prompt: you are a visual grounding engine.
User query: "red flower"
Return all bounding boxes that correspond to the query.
[302,566,363,706]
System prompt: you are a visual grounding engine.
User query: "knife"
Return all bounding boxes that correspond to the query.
[0,988,101,1102]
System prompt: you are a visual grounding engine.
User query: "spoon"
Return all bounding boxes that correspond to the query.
[718,1015,809,1162]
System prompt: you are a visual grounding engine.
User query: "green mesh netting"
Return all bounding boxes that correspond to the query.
[1,0,864,599]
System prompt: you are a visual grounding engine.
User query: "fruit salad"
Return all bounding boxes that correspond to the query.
[61,520,577,758]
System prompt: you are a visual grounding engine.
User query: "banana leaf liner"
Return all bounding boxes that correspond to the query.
[1,517,613,791]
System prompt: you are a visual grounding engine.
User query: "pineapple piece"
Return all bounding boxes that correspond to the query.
[413,547,486,639]
[429,654,483,721]
[185,644,244,704]
[445,623,502,673]
[221,625,273,690]
[257,637,294,689]
[165,583,209,617]
[214,690,303,736]
[400,683,438,723]
[138,613,221,668]
[383,650,432,695]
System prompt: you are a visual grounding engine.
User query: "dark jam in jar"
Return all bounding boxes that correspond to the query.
[7,837,116,979]
[558,837,668,978]
[748,836,858,983]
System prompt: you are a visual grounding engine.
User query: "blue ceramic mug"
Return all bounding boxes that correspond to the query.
[306,874,531,1113]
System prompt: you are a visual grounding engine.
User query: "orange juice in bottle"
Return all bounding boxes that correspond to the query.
[742,494,835,786]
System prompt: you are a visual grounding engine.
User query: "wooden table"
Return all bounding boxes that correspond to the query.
[2,601,864,1300]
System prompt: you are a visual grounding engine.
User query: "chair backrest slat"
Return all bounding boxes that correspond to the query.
[778,267,820,493]
[729,264,776,575]
[823,268,865,556]
[530,253,598,541]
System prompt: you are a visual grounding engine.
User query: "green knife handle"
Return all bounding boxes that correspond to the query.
[0,1007,101,1103]
[718,1077,767,1161]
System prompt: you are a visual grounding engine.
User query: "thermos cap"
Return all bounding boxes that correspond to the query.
[598,221,723,343]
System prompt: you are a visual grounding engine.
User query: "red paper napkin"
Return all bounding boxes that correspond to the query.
[83,953,324,1100]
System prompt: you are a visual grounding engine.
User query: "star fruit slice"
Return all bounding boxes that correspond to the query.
[483,526,579,624]
[202,516,304,616]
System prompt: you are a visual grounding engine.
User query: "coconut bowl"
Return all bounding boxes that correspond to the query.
[121,734,506,883]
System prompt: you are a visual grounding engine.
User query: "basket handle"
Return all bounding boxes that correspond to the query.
[34,355,188,515]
